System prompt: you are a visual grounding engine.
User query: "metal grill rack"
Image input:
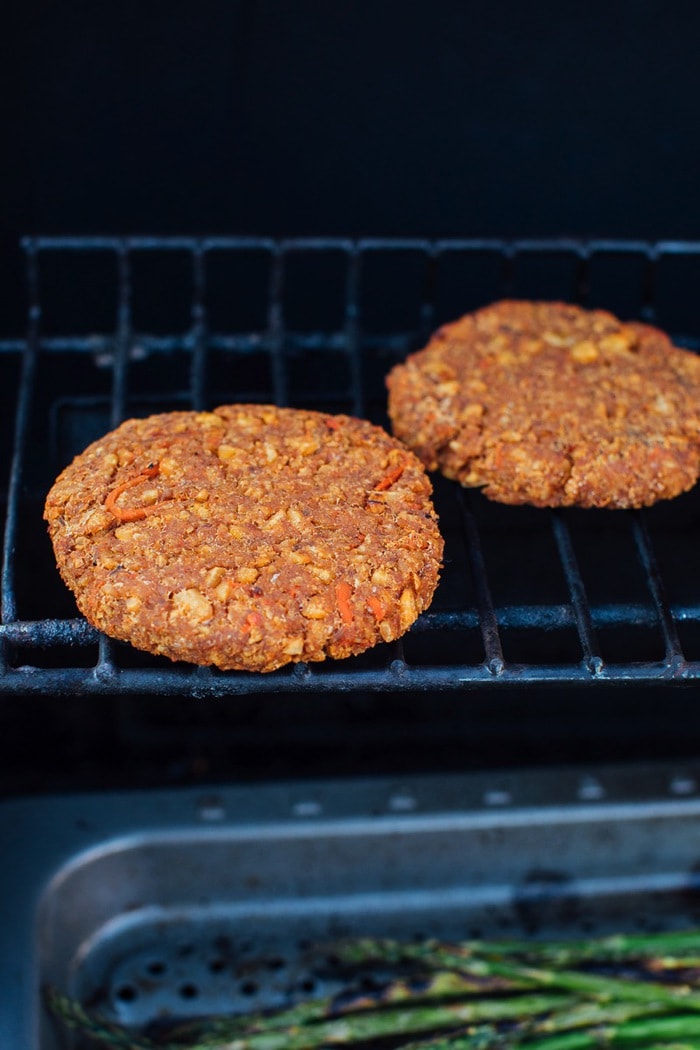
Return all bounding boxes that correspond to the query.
[3,236,700,696]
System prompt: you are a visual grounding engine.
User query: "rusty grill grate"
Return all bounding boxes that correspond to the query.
[2,236,700,696]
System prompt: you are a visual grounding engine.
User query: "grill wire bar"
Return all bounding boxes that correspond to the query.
[0,244,40,639]
[344,247,365,419]
[549,512,604,676]
[631,512,685,668]
[1,235,699,695]
[458,490,505,676]
[111,244,131,428]
[267,245,289,407]
[190,246,208,412]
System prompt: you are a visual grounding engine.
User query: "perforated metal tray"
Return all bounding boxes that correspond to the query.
[4,762,700,1048]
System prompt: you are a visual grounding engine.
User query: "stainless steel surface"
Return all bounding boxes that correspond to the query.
[4,762,700,1047]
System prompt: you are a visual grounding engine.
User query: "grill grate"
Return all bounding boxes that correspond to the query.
[3,236,700,696]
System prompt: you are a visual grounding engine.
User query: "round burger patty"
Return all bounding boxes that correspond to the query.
[386,299,700,509]
[44,404,443,673]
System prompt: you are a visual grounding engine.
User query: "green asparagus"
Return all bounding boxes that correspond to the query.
[166,968,527,1044]
[44,927,700,1050]
[46,986,575,1050]
[330,939,700,1011]
[517,1014,700,1050]
[462,931,700,967]
[44,988,157,1050]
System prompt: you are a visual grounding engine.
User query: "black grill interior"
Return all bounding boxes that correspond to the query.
[4,237,700,792]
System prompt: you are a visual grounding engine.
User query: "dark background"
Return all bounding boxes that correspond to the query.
[3,0,700,334]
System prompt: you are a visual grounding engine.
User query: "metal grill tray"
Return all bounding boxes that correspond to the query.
[4,237,700,696]
[5,761,700,1048]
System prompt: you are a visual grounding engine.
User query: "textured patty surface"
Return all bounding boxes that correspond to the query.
[386,300,700,508]
[44,405,443,672]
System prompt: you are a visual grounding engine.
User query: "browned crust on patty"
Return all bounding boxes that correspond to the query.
[386,300,700,509]
[44,405,443,672]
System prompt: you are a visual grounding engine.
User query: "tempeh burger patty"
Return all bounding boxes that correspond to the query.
[44,404,443,672]
[386,300,700,509]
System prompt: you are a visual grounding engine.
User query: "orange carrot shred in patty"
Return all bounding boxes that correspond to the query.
[367,595,385,621]
[374,458,406,491]
[336,581,354,624]
[105,463,163,522]
[243,611,264,631]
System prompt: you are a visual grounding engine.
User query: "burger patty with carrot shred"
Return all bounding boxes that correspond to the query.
[44,404,443,672]
[387,300,700,509]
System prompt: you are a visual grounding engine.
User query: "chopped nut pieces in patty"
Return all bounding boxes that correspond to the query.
[44,405,443,672]
[386,299,700,509]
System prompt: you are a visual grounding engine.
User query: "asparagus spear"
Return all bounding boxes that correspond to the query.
[329,931,700,970]
[46,987,575,1050]
[44,988,157,1050]
[518,1014,700,1050]
[46,928,700,1050]
[330,939,700,1012]
[166,968,526,1044]
[49,982,680,1050]
[473,957,700,1013]
[462,931,700,967]
[392,1028,503,1050]
[408,1023,700,1050]
[398,999,677,1049]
